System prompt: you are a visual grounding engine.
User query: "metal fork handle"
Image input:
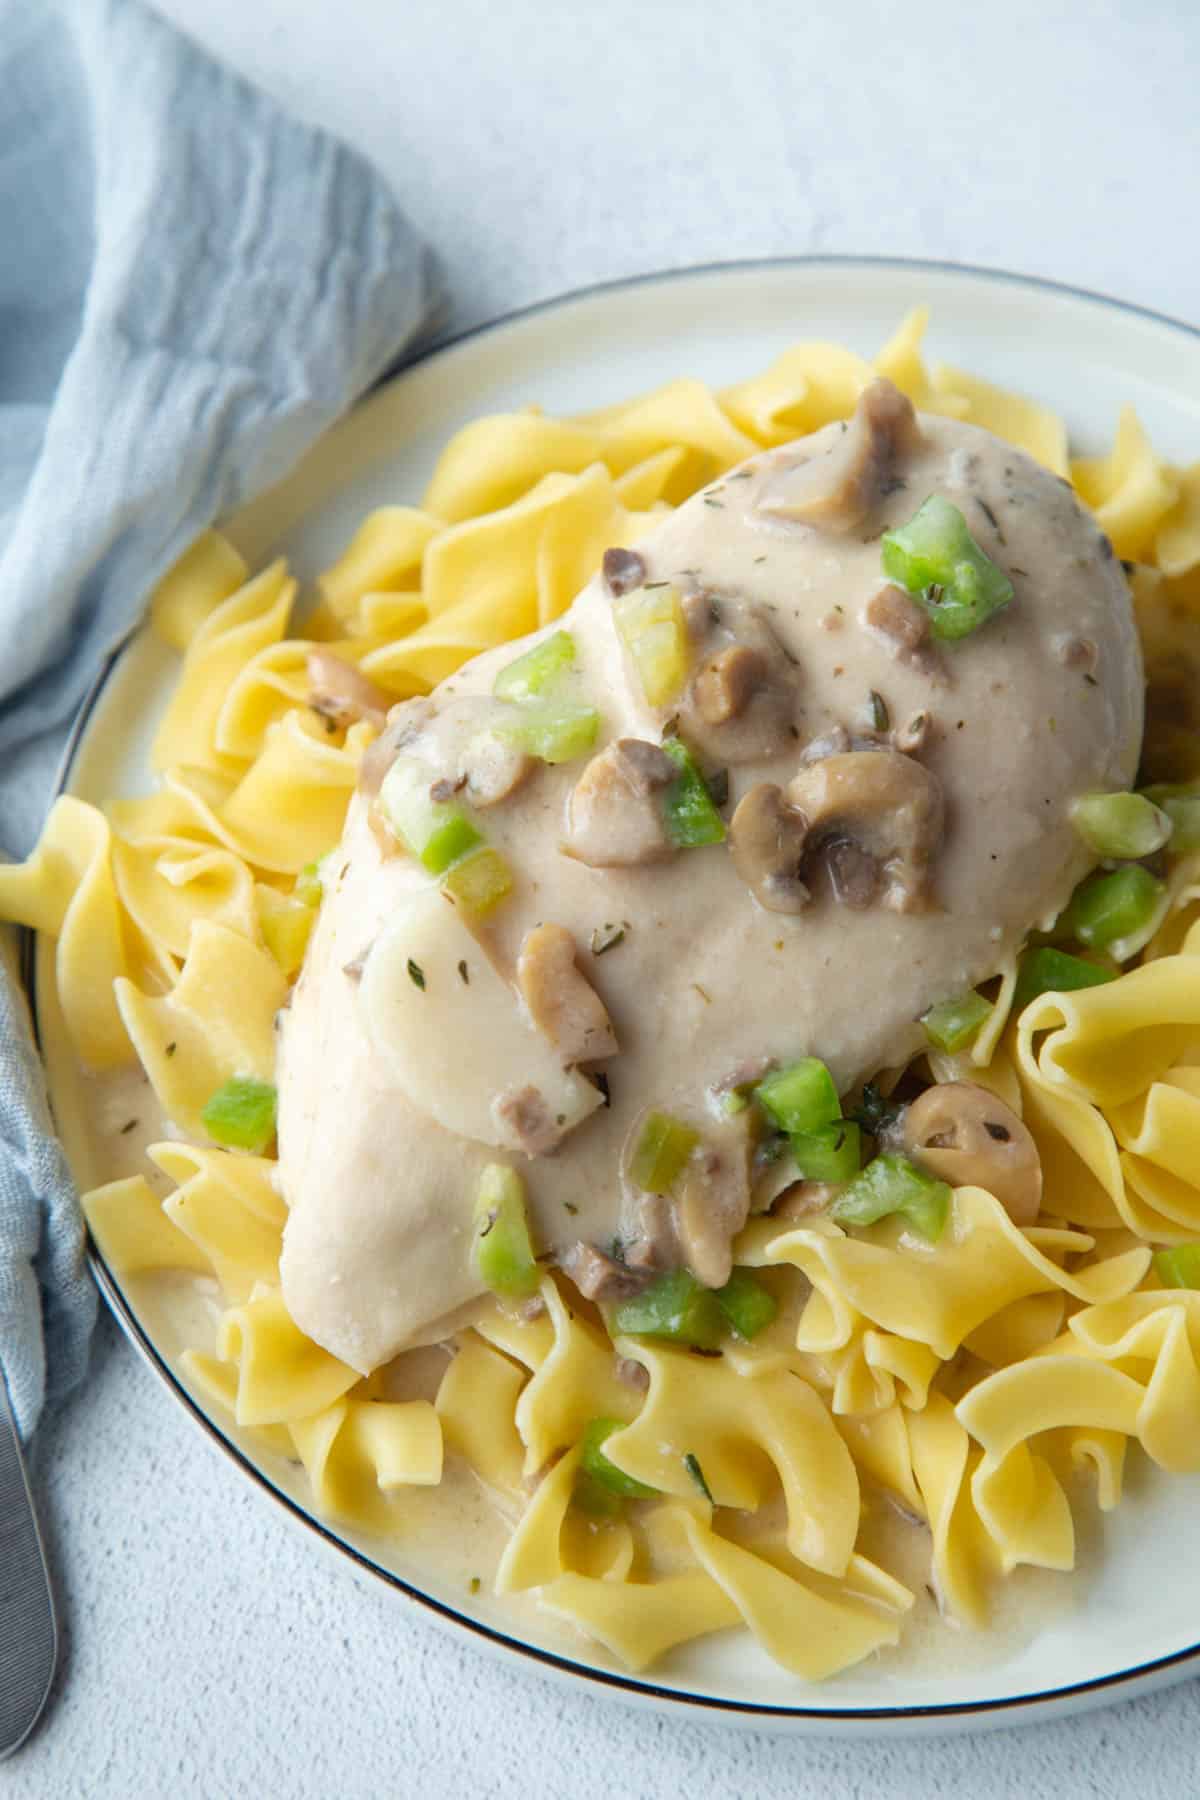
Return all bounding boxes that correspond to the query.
[0,1369,57,1760]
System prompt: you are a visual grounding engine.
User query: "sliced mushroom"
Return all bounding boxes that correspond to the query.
[675,600,798,764]
[771,1179,841,1221]
[563,738,676,867]
[459,731,534,809]
[728,782,811,913]
[601,546,648,597]
[358,697,435,798]
[307,648,392,733]
[491,1084,571,1158]
[864,583,932,665]
[560,1241,652,1304]
[784,749,944,913]
[517,922,619,1065]
[902,1082,1042,1225]
[758,378,923,534]
[621,1192,680,1273]
[674,1130,752,1289]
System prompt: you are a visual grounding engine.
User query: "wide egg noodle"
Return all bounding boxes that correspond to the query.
[759,1188,1149,1365]
[151,559,296,776]
[114,919,287,1138]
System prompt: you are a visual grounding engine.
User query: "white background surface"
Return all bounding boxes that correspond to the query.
[13,1,1200,1795]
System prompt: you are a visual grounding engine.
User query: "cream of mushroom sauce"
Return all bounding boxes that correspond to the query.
[276,408,1141,1374]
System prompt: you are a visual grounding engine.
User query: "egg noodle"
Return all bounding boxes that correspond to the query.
[6,310,1200,1680]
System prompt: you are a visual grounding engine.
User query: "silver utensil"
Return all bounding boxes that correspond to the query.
[0,1370,56,1759]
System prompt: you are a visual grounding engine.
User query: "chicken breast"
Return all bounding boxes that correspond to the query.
[276,381,1142,1372]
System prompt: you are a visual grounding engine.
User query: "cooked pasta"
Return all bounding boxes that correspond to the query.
[8,308,1200,1680]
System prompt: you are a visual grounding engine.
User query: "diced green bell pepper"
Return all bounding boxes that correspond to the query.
[1153,1244,1200,1289]
[1062,864,1163,953]
[754,1058,841,1137]
[1070,791,1172,859]
[201,1076,278,1154]
[613,585,690,707]
[379,756,482,874]
[1141,784,1200,853]
[659,736,726,848]
[612,1268,724,1349]
[493,702,600,765]
[881,494,1014,641]
[714,1269,777,1340]
[472,1164,540,1300]
[1012,946,1117,1013]
[629,1111,699,1194]
[830,1152,951,1242]
[493,630,577,702]
[578,1418,659,1500]
[921,990,993,1054]
[789,1120,861,1184]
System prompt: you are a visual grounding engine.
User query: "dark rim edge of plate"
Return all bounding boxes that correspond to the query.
[29,253,1200,1729]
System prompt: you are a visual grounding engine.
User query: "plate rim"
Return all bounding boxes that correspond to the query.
[35,252,1200,1730]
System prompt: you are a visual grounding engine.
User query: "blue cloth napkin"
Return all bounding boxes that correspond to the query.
[0,0,436,1438]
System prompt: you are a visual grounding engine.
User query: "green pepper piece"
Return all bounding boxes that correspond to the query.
[1062,864,1164,952]
[201,1076,278,1154]
[611,1268,725,1349]
[714,1269,778,1340]
[441,846,514,917]
[294,858,326,908]
[754,1058,841,1136]
[379,756,483,874]
[1012,946,1117,1013]
[789,1120,862,1184]
[1070,791,1172,859]
[1141,784,1200,853]
[921,990,993,1055]
[881,495,1014,641]
[578,1418,659,1500]
[493,630,577,702]
[1154,1244,1200,1289]
[659,737,726,848]
[493,702,600,764]
[830,1152,951,1242]
[472,1164,540,1300]
[613,585,690,706]
[629,1111,699,1194]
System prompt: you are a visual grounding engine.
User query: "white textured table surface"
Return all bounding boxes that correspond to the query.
[13,2,1200,1794]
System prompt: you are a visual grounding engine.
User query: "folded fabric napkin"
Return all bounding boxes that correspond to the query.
[0,0,436,1438]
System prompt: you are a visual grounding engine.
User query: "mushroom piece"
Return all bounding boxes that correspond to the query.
[864,582,933,666]
[621,1192,681,1274]
[770,1179,841,1221]
[358,697,435,798]
[757,378,923,534]
[491,1084,573,1158]
[563,737,676,867]
[675,599,798,764]
[560,1241,652,1304]
[307,649,392,733]
[517,922,619,1065]
[601,546,648,597]
[784,749,944,913]
[902,1081,1042,1226]
[459,731,535,809]
[728,782,811,913]
[674,1133,752,1289]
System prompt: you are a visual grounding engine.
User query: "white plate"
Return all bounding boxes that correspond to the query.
[39,258,1200,1735]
